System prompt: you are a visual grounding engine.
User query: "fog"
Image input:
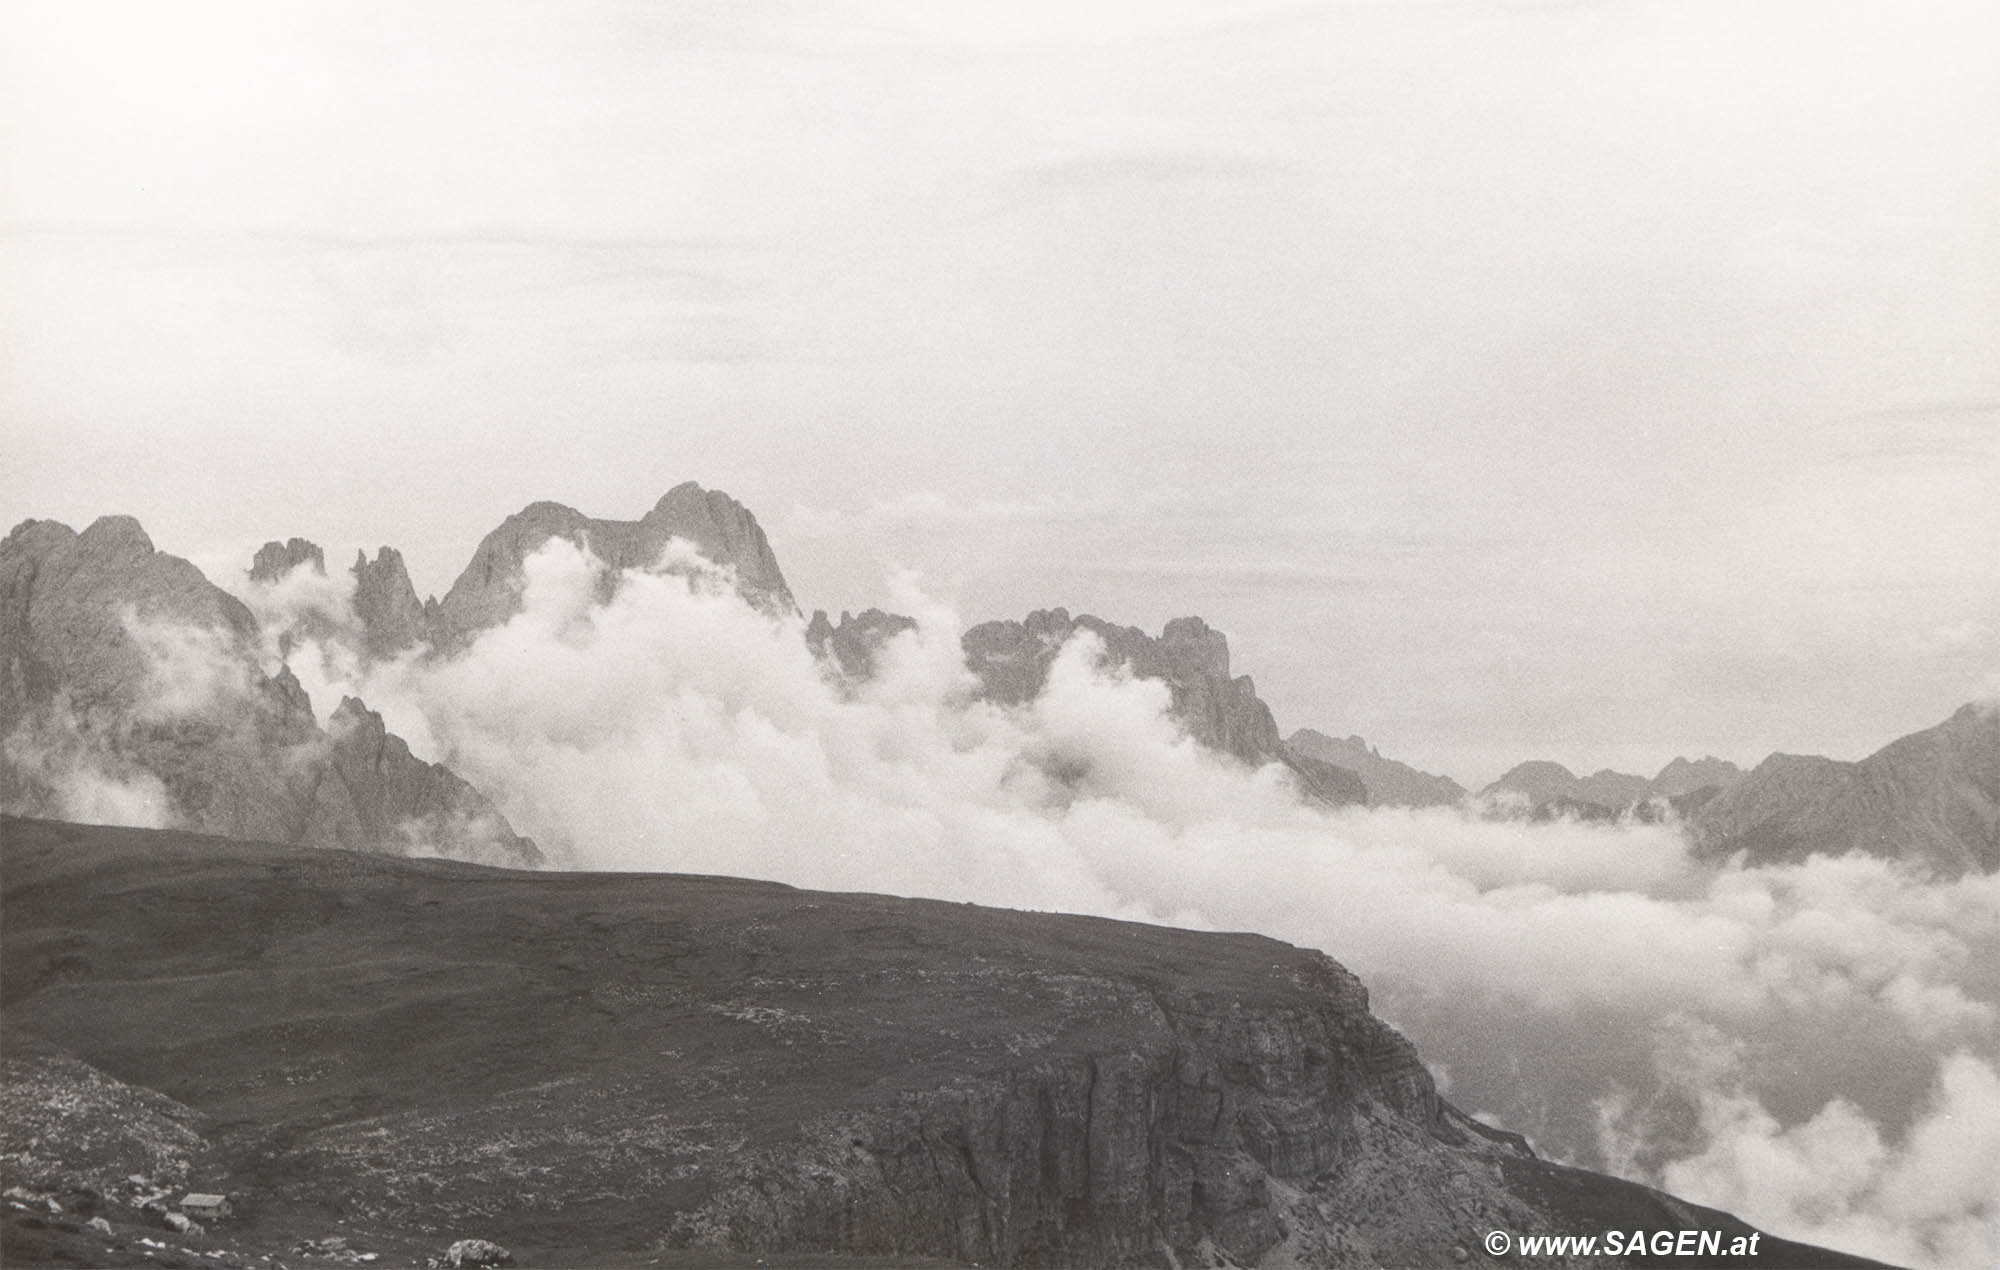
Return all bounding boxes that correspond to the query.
[194,539,1999,1269]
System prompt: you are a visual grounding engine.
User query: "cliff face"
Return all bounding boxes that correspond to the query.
[963,609,1365,808]
[1287,730,1466,808]
[0,816,1872,1269]
[0,518,537,866]
[349,547,433,659]
[1688,705,1999,876]
[433,482,797,643]
[306,698,542,866]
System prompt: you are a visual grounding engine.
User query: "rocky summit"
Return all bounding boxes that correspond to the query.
[806,607,921,684]
[350,547,436,660]
[249,538,327,585]
[432,483,797,643]
[0,816,1883,1269]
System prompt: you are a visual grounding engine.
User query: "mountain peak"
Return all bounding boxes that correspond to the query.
[78,515,154,556]
[435,485,797,640]
[351,547,430,659]
[250,538,326,583]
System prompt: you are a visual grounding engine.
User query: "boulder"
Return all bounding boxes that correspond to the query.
[440,1237,512,1267]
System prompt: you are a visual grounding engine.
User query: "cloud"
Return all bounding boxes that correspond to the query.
[0,694,178,829]
[1066,558,1384,590]
[1612,1035,2000,1270]
[1014,149,1293,194]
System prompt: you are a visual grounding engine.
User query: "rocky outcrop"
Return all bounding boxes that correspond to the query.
[434,483,796,643]
[962,609,1365,807]
[1287,730,1466,808]
[0,517,537,866]
[305,698,541,866]
[350,547,432,659]
[250,538,326,584]
[1,815,1878,1268]
[1687,704,1999,876]
[806,608,919,683]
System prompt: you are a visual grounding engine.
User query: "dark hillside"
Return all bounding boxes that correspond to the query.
[1,817,1889,1268]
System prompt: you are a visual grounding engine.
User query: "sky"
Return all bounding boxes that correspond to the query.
[4,0,1997,787]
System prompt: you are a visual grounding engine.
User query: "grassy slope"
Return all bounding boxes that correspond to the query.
[0,816,1894,1268]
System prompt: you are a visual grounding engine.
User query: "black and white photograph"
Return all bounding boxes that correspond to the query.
[2,2,1996,1267]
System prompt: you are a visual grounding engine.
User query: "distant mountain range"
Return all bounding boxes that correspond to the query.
[1285,730,1466,808]
[1685,703,1998,876]
[1474,756,1745,823]
[5,482,1994,877]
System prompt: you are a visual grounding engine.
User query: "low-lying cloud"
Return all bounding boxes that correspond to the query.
[177,539,2000,1266]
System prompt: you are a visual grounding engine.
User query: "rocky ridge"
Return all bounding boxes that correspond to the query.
[1474,755,1748,823]
[1285,730,1466,808]
[1686,703,1998,877]
[962,609,1366,807]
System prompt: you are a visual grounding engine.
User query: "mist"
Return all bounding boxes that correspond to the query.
[183,537,1993,1269]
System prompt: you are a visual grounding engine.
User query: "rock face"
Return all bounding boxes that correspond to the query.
[1287,730,1466,808]
[0,816,1879,1269]
[311,698,541,865]
[4,517,261,727]
[249,538,326,584]
[434,483,796,643]
[0,517,537,866]
[962,609,1365,807]
[805,608,920,683]
[1687,704,1999,876]
[350,547,432,659]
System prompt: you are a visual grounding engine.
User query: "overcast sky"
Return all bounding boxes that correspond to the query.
[4,0,1995,786]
